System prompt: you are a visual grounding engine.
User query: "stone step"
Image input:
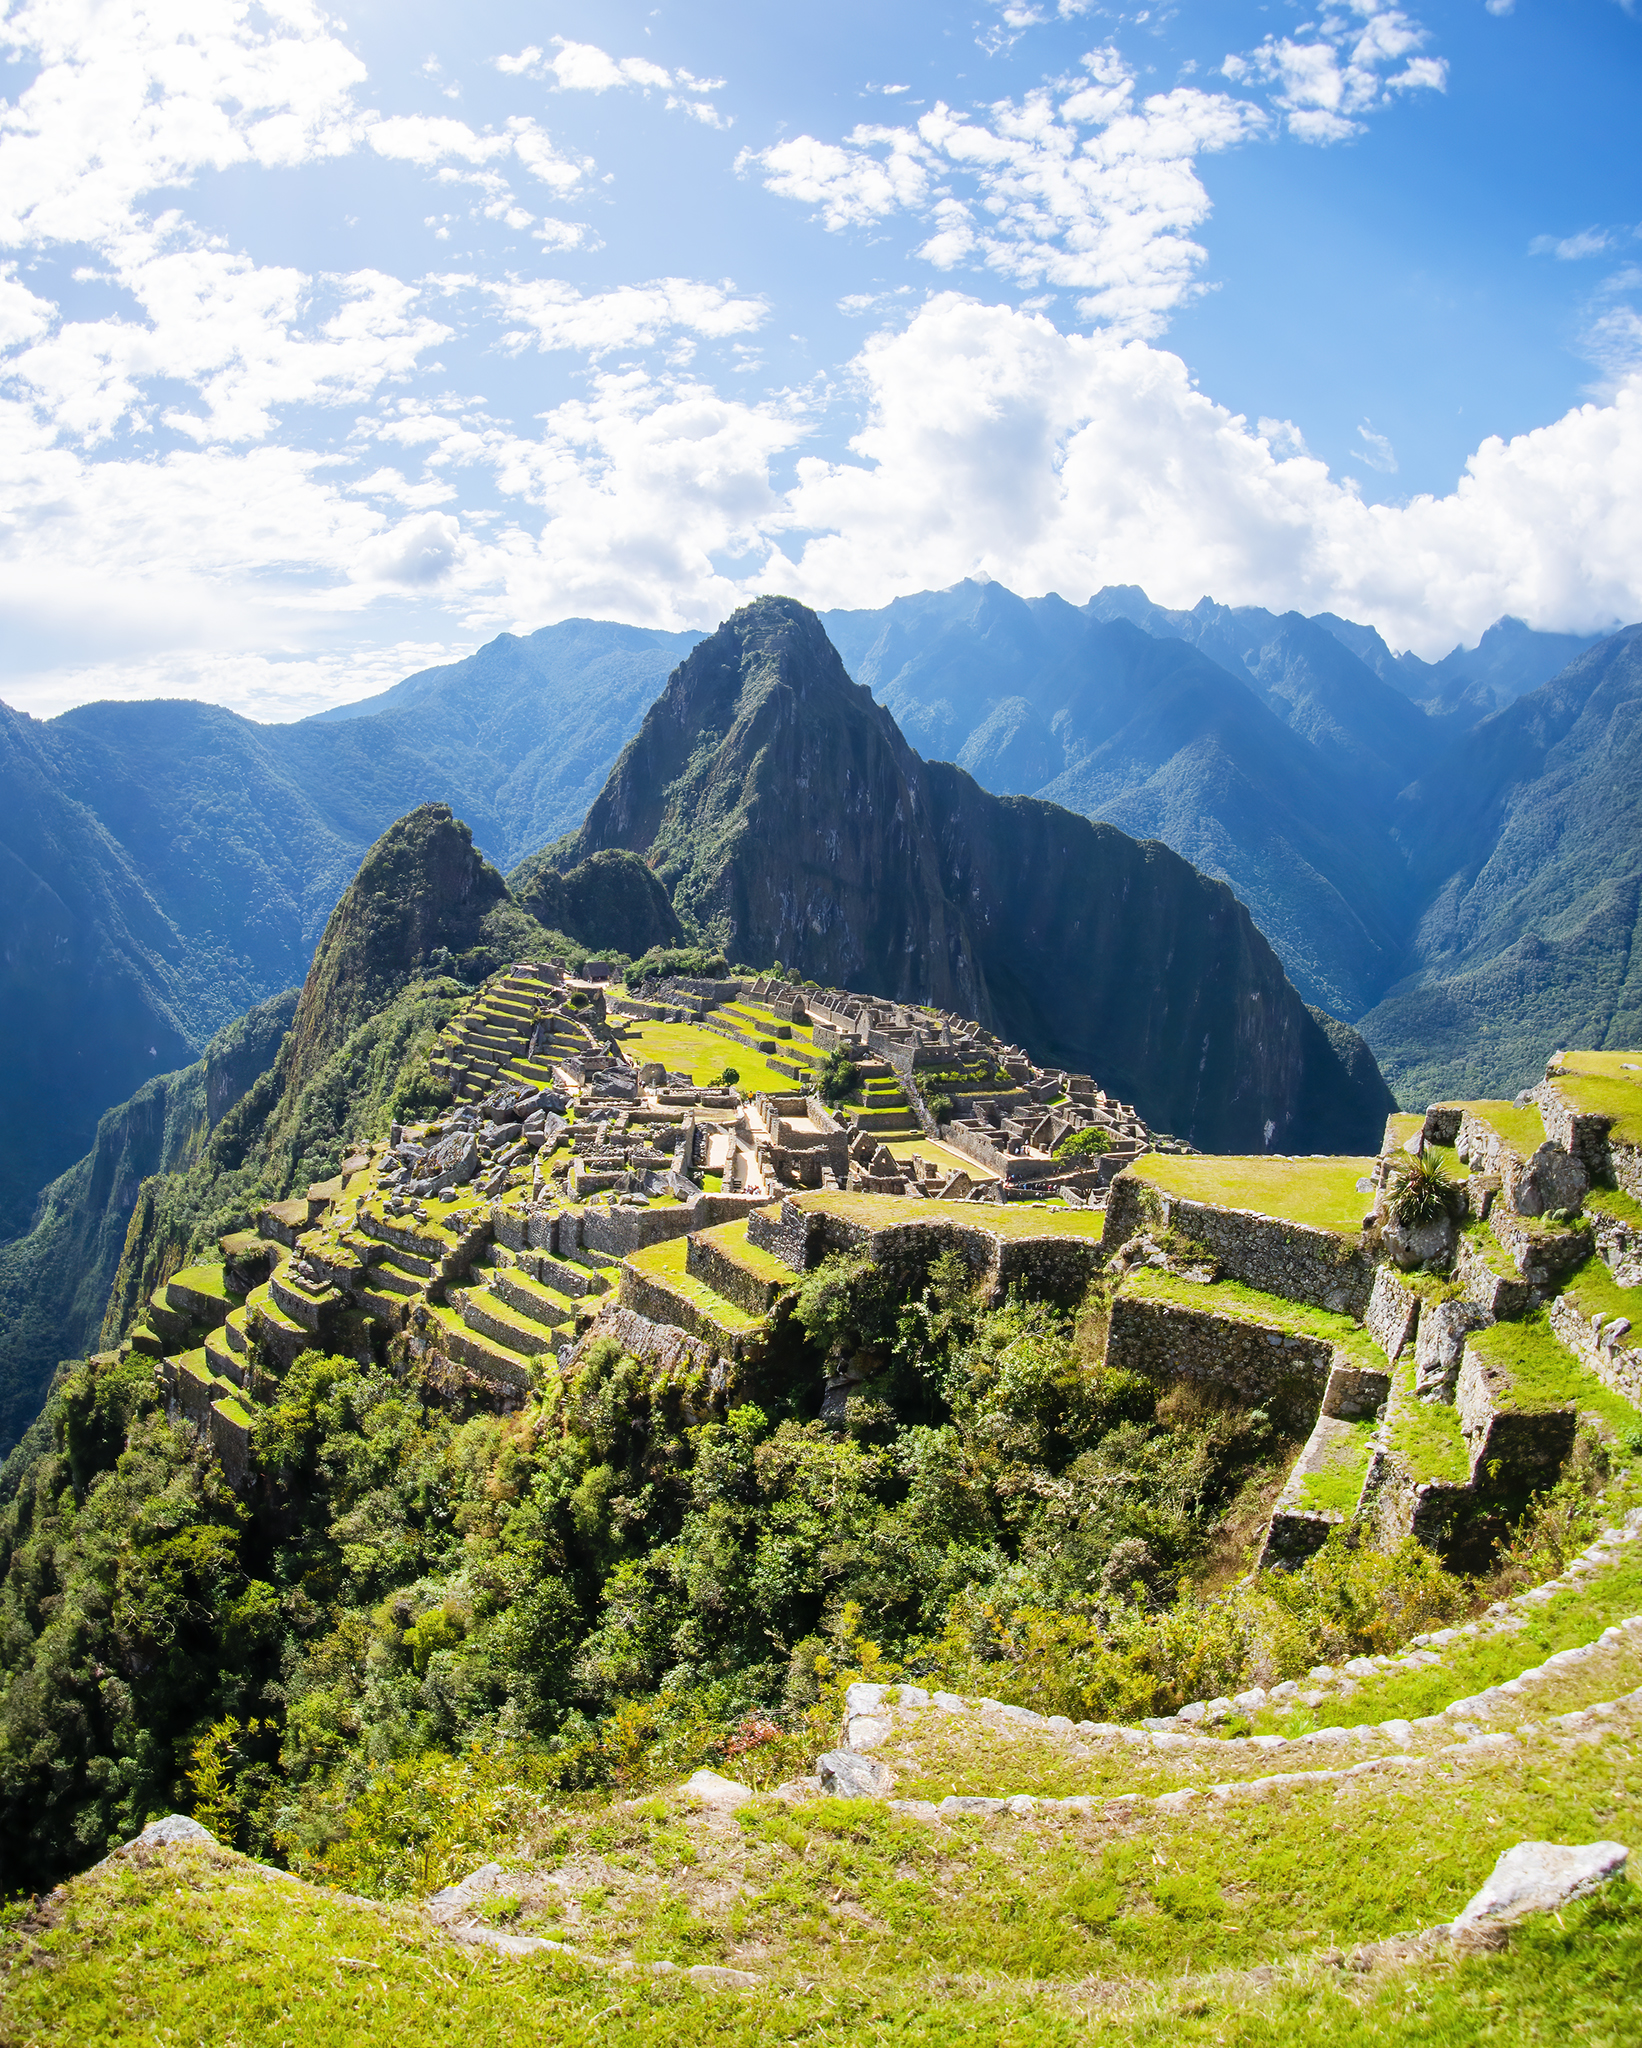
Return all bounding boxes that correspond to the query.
[358,1288,408,1329]
[369,1259,422,1297]
[461,1291,559,1356]
[203,1324,244,1386]
[490,1269,575,1330]
[269,1271,336,1332]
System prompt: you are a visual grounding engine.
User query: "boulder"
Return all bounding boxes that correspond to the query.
[1414,1298,1488,1403]
[1443,1839,1628,1935]
[681,1767,754,1810]
[1513,1141,1589,1218]
[1382,1208,1456,1272]
[816,1749,893,1799]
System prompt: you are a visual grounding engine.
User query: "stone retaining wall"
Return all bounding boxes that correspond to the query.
[1487,1213,1592,1292]
[617,1268,766,1364]
[1103,1293,1335,1431]
[1456,1344,1580,1496]
[1366,1266,1420,1361]
[686,1234,788,1317]
[1549,1293,1642,1409]
[1127,1188,1373,1318]
[1455,1231,1534,1320]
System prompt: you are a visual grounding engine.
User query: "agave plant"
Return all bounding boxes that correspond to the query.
[1388,1147,1452,1226]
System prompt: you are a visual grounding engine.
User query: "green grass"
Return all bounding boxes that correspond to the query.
[695,1216,799,1287]
[1257,1528,1642,1736]
[1121,1266,1384,1374]
[1295,1418,1378,1514]
[885,1136,997,1179]
[1550,1050,1642,1146]
[15,1719,1642,2044]
[611,1016,815,1095]
[1448,1099,1548,1158]
[167,1261,231,1300]
[1468,1316,1639,1438]
[1384,1112,1423,1148]
[1386,1355,1471,1485]
[790,1189,1107,1239]
[1557,1250,1642,1333]
[1587,1186,1642,1232]
[1126,1155,1376,1236]
[624,1236,763,1334]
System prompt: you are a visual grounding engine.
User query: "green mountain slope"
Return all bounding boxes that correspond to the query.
[567,595,1392,1152]
[1358,626,1642,1101]
[0,990,298,1458]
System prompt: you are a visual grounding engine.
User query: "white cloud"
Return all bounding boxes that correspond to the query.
[1530,227,1615,261]
[755,296,1642,657]
[487,279,766,357]
[5,221,449,444]
[0,0,365,247]
[1352,420,1399,474]
[744,50,1267,336]
[1223,3,1447,144]
[493,38,727,122]
[350,510,464,586]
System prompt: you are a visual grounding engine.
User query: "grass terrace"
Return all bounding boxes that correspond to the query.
[790,1189,1108,1239]
[1385,1354,1471,1486]
[623,1235,764,1335]
[1125,1153,1377,1236]
[1120,1265,1384,1374]
[1445,1098,1549,1157]
[1295,1416,1379,1514]
[1550,1049,1642,1146]
[614,1015,815,1095]
[884,1136,998,1180]
[1468,1314,1640,1439]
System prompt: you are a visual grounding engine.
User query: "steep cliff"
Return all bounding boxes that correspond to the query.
[566,597,1393,1152]
[0,989,298,1456]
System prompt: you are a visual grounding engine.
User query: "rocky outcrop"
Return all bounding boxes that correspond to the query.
[566,597,1394,1154]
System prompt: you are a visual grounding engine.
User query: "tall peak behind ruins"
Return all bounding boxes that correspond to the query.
[564,597,1394,1154]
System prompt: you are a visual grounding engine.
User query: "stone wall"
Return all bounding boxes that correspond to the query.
[1102,1293,1335,1431]
[1487,1212,1592,1292]
[1456,1344,1580,1496]
[1537,1083,1620,1181]
[1365,1266,1419,1361]
[747,1197,818,1274]
[1549,1292,1642,1409]
[686,1233,788,1317]
[1113,1186,1374,1318]
[617,1266,766,1362]
[569,1304,730,1406]
[1455,1231,1535,1320]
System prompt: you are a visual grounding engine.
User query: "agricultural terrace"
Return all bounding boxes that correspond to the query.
[1549,1050,1642,1146]
[1125,1153,1377,1236]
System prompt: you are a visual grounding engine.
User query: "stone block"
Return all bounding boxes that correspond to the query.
[1366,1266,1419,1361]
[1455,1229,1534,1320]
[1444,1840,1627,1935]
[1489,1211,1593,1290]
[1414,1298,1489,1404]
[1512,1141,1590,1218]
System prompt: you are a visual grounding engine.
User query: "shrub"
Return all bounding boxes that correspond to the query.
[1387,1149,1452,1225]
[817,1049,860,1107]
[1053,1125,1113,1161]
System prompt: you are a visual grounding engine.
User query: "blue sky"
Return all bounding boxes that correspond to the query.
[2,0,1639,719]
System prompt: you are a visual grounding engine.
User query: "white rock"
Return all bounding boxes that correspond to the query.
[682,1768,754,1810]
[1448,1840,1628,1931]
[844,1682,886,1714]
[126,1814,218,1851]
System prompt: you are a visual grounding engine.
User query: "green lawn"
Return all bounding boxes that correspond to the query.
[694,1215,799,1287]
[1295,1416,1378,1513]
[624,1235,764,1333]
[791,1189,1107,1240]
[613,1014,816,1095]
[1125,1154,1376,1235]
[1386,1353,1471,1484]
[1468,1315,1639,1437]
